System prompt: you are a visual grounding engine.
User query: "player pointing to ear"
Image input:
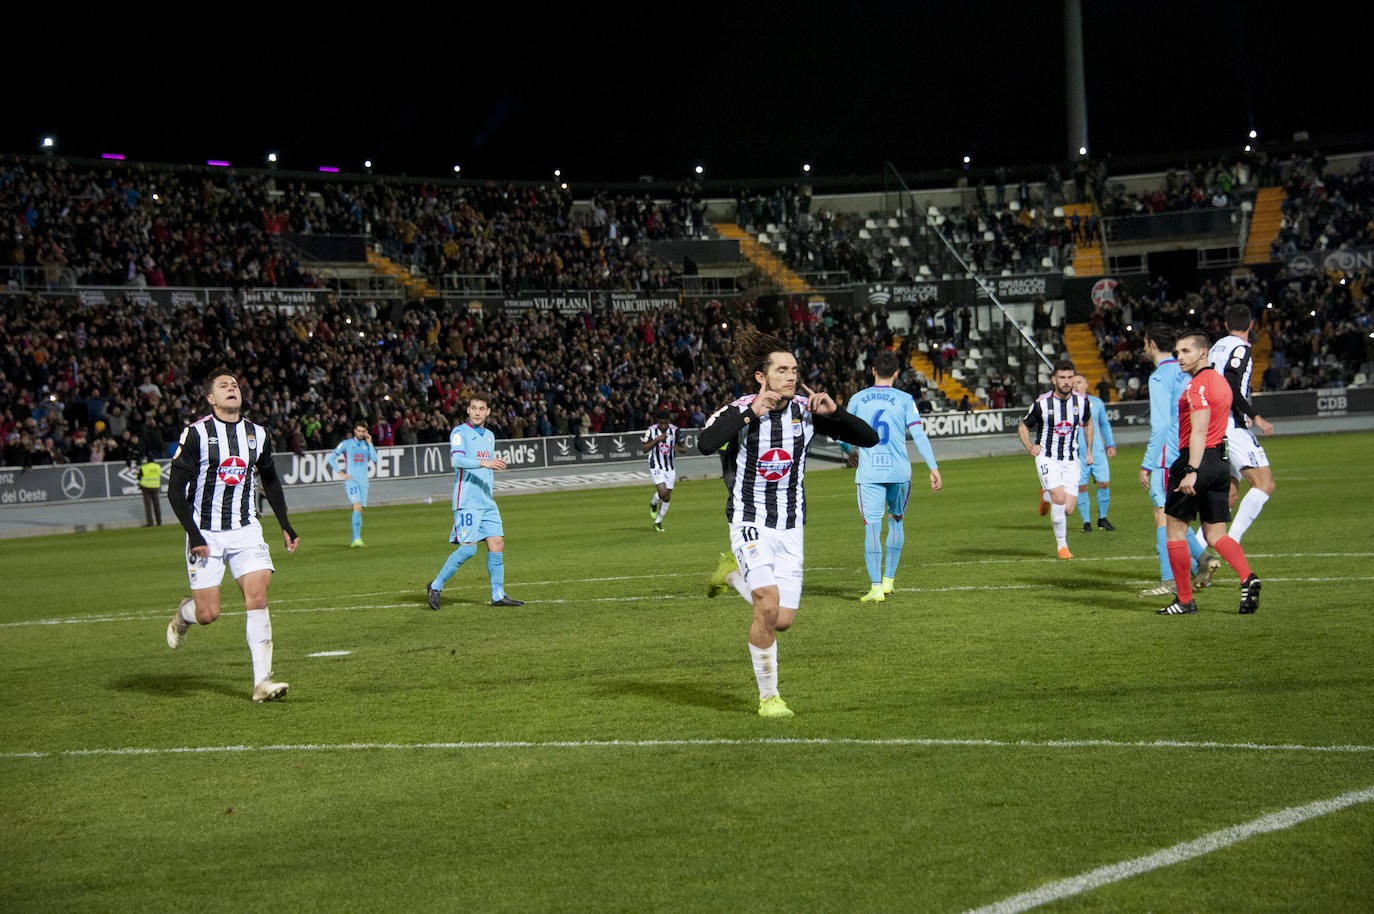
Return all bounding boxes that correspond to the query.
[699,328,878,719]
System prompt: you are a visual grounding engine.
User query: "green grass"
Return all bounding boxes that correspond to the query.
[2,433,1373,912]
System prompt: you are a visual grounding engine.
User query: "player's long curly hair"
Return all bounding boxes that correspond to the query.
[733,328,791,383]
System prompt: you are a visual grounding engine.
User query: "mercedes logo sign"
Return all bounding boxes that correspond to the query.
[61,467,87,499]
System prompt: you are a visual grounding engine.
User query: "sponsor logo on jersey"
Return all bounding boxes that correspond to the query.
[757,448,793,481]
[218,456,248,485]
[1052,419,1077,435]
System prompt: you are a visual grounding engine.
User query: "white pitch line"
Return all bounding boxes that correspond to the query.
[5,575,1373,629]
[2,735,1373,761]
[307,650,352,658]
[963,784,1374,914]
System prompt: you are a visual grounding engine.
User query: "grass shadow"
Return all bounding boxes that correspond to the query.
[594,678,742,713]
[113,673,242,700]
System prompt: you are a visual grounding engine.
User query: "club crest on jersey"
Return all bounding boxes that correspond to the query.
[217,456,248,485]
[1052,420,1076,434]
[757,448,794,481]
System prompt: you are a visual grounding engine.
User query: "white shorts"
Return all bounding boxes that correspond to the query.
[1035,456,1080,494]
[1225,424,1269,480]
[650,467,676,489]
[186,524,275,590]
[729,522,804,610]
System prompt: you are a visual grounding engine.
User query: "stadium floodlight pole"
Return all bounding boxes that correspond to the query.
[883,162,1054,370]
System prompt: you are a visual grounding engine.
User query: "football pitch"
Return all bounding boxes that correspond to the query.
[2,432,1372,912]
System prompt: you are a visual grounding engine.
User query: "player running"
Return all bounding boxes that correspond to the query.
[699,328,878,718]
[641,409,686,533]
[425,393,524,610]
[1018,359,1093,559]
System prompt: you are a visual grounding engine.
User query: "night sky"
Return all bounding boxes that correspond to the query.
[7,1,1368,184]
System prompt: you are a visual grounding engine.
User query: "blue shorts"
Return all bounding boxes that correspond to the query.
[451,506,503,544]
[857,482,910,524]
[1079,456,1110,486]
[1148,468,1168,508]
[344,479,369,507]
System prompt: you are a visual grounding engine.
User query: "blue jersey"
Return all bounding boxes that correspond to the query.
[1073,394,1115,461]
[842,385,937,483]
[332,437,378,483]
[1143,358,1190,470]
[450,423,497,511]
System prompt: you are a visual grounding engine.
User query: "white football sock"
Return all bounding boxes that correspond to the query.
[655,501,670,523]
[245,609,274,685]
[749,640,778,699]
[180,599,198,625]
[727,571,752,604]
[1189,526,1209,554]
[650,493,660,508]
[1051,502,1068,548]
[1229,489,1269,543]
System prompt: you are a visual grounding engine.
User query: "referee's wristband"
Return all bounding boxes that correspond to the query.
[1180,465,1198,475]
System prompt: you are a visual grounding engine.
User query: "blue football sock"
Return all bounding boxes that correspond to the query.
[1156,526,1173,581]
[1077,489,1091,523]
[351,511,362,540]
[432,543,478,590]
[863,522,882,584]
[1096,487,1110,520]
[884,518,905,579]
[487,551,505,600]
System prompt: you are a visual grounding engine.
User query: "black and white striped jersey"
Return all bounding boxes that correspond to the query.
[171,414,275,532]
[642,423,679,471]
[709,395,816,530]
[1021,391,1091,461]
[1208,334,1256,427]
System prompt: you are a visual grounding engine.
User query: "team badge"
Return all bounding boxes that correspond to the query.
[757,448,794,481]
[217,456,248,485]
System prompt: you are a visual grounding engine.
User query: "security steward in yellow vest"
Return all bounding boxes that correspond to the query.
[139,458,163,526]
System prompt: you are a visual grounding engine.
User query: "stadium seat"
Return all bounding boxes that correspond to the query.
[1053,206,1065,218]
[984,231,996,242]
[865,218,878,229]
[1351,372,1368,387]
[887,217,900,229]
[1009,200,1021,211]
[928,205,941,217]
[1063,265,1075,276]
[1041,256,1054,269]
[1007,355,1020,368]
[757,233,769,243]
[898,236,911,247]
[919,264,932,276]
[858,229,871,239]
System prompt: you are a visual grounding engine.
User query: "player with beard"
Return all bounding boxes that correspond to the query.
[1157,331,1262,616]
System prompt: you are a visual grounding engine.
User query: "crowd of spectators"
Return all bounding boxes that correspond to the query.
[1095,156,1259,218]
[1,290,896,470]
[1270,154,1374,258]
[2,156,686,300]
[1086,267,1372,400]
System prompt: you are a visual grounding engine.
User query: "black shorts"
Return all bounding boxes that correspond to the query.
[1164,449,1231,525]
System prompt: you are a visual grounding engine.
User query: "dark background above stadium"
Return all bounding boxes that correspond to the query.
[7,1,1371,184]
